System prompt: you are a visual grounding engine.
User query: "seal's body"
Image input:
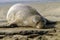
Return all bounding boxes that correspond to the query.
[7,4,46,28]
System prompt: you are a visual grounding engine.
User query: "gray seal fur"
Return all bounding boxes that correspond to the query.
[6,3,46,28]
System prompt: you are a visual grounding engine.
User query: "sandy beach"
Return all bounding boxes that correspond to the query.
[0,2,60,40]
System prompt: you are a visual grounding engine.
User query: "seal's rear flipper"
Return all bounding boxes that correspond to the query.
[44,19,56,29]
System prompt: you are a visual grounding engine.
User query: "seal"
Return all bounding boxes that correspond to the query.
[6,3,46,28]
